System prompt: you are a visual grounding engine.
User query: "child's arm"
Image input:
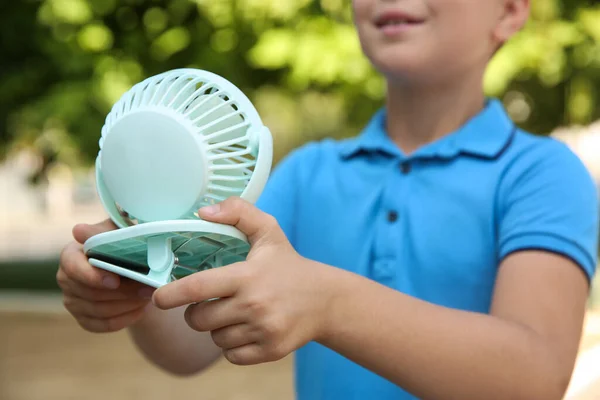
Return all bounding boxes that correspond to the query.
[153,197,591,400]
[317,249,586,400]
[128,304,222,376]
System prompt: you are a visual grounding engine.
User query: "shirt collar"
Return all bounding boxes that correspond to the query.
[339,98,516,161]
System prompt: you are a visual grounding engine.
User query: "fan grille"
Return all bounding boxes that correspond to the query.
[100,69,262,221]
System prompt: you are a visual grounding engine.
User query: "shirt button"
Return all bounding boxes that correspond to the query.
[387,210,399,223]
[400,162,411,174]
[373,259,395,281]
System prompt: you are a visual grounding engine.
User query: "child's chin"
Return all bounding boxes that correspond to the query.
[368,46,431,74]
[373,57,432,82]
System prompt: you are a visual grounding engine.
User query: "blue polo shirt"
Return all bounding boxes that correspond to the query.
[256,98,599,399]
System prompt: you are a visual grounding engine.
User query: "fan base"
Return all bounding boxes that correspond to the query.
[84,220,250,288]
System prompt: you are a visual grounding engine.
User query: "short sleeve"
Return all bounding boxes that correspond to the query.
[498,139,599,280]
[255,144,315,246]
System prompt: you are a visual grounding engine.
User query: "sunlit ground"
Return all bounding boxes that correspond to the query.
[564,312,600,399]
[2,293,600,400]
[0,295,294,400]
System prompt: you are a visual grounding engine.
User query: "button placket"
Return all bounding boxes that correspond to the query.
[371,162,407,283]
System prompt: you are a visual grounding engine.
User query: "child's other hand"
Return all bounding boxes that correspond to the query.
[57,220,155,333]
[153,198,338,365]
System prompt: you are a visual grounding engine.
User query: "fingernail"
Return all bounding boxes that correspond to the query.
[138,287,155,299]
[102,276,119,289]
[200,204,221,216]
[151,292,160,307]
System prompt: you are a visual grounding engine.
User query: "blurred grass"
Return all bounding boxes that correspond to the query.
[0,260,60,291]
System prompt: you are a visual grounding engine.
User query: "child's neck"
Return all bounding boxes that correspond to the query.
[385,72,486,155]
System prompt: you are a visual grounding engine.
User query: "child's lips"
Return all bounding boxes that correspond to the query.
[374,10,426,37]
[376,20,425,37]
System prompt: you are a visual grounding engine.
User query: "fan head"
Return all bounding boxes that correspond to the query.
[95,69,273,228]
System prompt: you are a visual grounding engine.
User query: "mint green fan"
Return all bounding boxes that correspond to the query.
[83,69,273,288]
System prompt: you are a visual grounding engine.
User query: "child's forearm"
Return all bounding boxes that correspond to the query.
[128,304,222,376]
[318,270,568,400]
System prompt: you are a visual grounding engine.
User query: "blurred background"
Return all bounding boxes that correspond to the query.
[1,0,600,399]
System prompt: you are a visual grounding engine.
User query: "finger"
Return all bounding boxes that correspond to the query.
[223,343,275,366]
[153,264,243,309]
[184,298,245,332]
[59,274,154,301]
[197,197,286,245]
[211,324,257,350]
[63,296,149,319]
[76,307,146,333]
[59,242,121,290]
[72,219,118,244]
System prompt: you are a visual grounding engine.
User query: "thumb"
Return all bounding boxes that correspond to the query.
[198,197,285,245]
[72,218,118,244]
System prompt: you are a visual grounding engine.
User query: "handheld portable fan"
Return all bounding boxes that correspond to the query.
[83,68,273,288]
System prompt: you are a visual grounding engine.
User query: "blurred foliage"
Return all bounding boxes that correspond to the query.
[0,0,599,181]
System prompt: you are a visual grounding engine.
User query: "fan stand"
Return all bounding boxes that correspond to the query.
[84,220,250,288]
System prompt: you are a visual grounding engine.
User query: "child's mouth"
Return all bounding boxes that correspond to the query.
[374,12,425,36]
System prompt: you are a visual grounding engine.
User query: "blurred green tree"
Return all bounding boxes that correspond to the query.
[0,0,599,180]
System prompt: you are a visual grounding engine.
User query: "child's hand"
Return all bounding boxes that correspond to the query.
[153,198,339,365]
[57,220,155,333]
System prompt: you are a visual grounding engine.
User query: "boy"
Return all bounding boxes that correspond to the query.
[57,0,599,399]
